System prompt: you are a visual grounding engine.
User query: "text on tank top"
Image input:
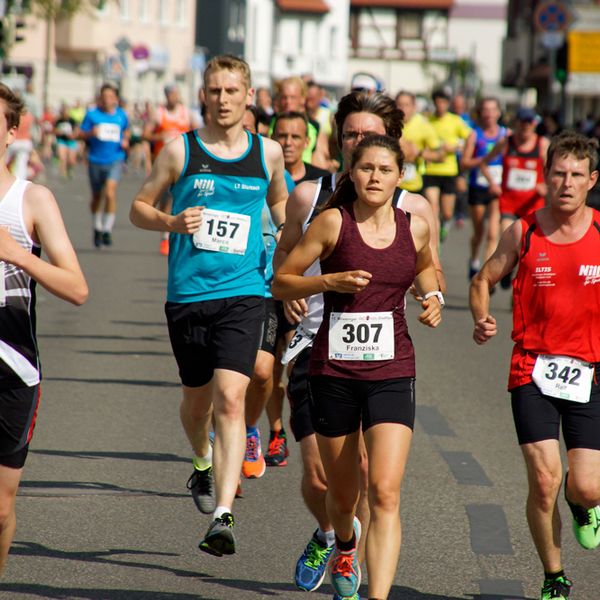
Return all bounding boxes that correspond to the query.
[309,201,416,380]
[0,179,42,388]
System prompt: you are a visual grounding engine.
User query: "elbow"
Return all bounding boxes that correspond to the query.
[71,281,89,306]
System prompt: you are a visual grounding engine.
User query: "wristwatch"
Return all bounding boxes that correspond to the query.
[423,290,445,308]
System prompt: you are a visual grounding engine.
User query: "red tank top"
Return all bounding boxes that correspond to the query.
[509,210,600,389]
[309,204,417,380]
[500,135,545,217]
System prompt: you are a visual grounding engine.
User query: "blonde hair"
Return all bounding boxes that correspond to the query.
[203,54,252,89]
[278,76,307,99]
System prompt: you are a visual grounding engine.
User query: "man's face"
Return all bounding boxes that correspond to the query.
[100,88,119,112]
[396,94,415,121]
[516,117,537,137]
[165,89,180,107]
[305,86,321,113]
[340,112,386,166]
[279,83,303,113]
[480,100,500,127]
[434,96,450,115]
[273,117,308,169]
[546,153,598,213]
[204,69,253,129]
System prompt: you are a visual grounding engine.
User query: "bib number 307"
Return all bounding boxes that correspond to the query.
[329,311,394,361]
[193,208,250,255]
[532,354,594,403]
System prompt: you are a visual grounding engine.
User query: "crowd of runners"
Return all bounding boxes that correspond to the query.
[0,54,599,600]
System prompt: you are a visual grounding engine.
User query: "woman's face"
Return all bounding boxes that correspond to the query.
[350,145,401,208]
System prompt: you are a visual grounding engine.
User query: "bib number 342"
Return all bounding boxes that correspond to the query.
[193,208,250,255]
[532,354,594,403]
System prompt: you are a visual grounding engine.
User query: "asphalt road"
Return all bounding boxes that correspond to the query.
[0,165,597,600]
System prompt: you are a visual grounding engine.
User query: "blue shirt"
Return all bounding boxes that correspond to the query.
[81,107,129,164]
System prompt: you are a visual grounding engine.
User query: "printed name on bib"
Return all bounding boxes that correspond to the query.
[192,208,251,255]
[96,123,121,143]
[328,311,394,361]
[532,354,594,403]
[506,167,537,191]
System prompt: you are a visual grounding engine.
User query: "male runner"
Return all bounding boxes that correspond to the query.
[470,130,600,600]
[274,91,444,600]
[130,55,287,557]
[80,83,129,248]
[0,83,88,576]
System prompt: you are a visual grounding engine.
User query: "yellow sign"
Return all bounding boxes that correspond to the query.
[569,31,600,73]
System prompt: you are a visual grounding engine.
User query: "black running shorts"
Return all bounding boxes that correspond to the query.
[511,368,600,450]
[468,186,497,206]
[422,174,456,195]
[287,347,314,442]
[0,385,41,469]
[165,295,264,388]
[260,298,295,357]
[308,375,415,438]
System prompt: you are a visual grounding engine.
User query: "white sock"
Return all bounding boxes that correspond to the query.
[470,258,481,270]
[317,528,336,547]
[102,212,116,233]
[93,212,103,231]
[192,447,213,470]
[214,505,231,519]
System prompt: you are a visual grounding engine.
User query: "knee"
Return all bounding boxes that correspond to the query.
[530,469,562,510]
[568,477,600,508]
[0,494,16,527]
[252,361,272,387]
[369,481,400,514]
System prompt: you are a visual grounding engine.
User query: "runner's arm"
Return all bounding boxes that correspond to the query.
[3,184,89,305]
[263,138,288,228]
[460,131,481,170]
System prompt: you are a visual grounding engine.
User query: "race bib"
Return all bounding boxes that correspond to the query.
[192,208,250,255]
[0,262,5,307]
[96,123,121,143]
[403,163,417,182]
[56,122,73,136]
[328,311,394,361]
[532,354,594,403]
[506,167,536,191]
[281,324,314,365]
[476,164,502,187]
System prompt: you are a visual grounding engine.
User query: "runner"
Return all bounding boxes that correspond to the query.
[274,91,444,600]
[470,130,600,600]
[272,111,330,185]
[460,97,506,279]
[129,54,287,557]
[79,83,130,248]
[0,83,88,576]
[273,134,442,600]
[481,106,548,288]
[144,84,197,256]
[422,89,472,242]
[54,104,79,179]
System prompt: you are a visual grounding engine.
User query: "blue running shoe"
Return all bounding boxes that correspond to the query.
[329,518,361,598]
[295,530,334,591]
[333,594,360,599]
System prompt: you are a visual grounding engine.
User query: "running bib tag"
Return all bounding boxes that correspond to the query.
[0,262,5,307]
[532,354,594,403]
[476,164,502,187]
[506,168,536,191]
[328,311,394,361]
[96,123,121,143]
[402,163,417,182]
[281,323,314,365]
[193,208,250,255]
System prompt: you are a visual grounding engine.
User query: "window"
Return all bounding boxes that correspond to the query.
[397,11,422,41]
[139,0,150,23]
[120,0,130,20]
[159,0,168,24]
[176,0,186,26]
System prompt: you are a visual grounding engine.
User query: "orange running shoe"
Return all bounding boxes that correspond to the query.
[159,238,169,256]
[242,429,266,479]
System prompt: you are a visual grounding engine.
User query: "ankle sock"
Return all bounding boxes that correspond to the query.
[335,532,356,552]
[544,569,565,581]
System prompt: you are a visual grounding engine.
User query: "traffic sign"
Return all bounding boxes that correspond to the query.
[534,1,572,33]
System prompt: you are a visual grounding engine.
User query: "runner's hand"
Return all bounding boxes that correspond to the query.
[0,226,24,264]
[324,270,372,294]
[409,284,423,302]
[283,299,308,324]
[489,183,502,198]
[473,315,497,344]
[170,206,203,234]
[418,296,442,328]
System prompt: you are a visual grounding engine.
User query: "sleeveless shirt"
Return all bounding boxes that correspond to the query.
[309,203,416,380]
[168,130,269,303]
[0,179,42,389]
[509,210,600,389]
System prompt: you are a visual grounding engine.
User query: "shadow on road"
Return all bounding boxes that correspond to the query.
[17,480,187,498]
[110,320,166,327]
[79,350,172,356]
[45,376,179,388]
[0,584,214,599]
[38,332,165,342]
[30,449,188,463]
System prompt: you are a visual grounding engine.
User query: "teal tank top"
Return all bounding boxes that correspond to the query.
[168,130,270,303]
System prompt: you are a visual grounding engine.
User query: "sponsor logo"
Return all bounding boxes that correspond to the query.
[193,178,215,197]
[234,182,260,191]
[532,264,556,287]
[579,264,600,286]
[536,252,549,262]
[197,163,212,173]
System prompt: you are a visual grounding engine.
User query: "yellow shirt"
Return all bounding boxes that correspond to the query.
[424,112,471,177]
[400,113,440,192]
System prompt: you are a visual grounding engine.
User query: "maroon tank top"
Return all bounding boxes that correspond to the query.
[309,203,417,380]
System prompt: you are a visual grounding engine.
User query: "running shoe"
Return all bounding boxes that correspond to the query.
[540,575,572,599]
[159,238,169,256]
[329,518,361,598]
[333,594,360,600]
[264,429,288,467]
[102,231,112,246]
[186,466,215,514]
[440,222,450,243]
[295,530,334,591]
[199,512,235,557]
[93,229,103,248]
[565,473,600,549]
[242,429,266,479]
[468,260,480,280]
